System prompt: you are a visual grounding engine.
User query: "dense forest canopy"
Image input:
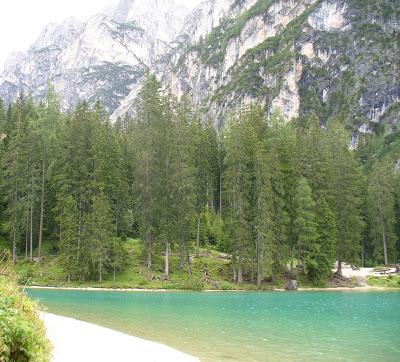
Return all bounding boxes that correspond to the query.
[0,75,399,285]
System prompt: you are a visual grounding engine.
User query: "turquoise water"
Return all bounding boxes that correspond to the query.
[26,289,400,362]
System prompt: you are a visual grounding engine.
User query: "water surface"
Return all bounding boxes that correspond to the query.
[26,289,400,361]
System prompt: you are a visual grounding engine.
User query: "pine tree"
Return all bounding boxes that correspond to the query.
[254,147,274,287]
[36,84,61,262]
[57,195,79,282]
[367,158,397,265]
[223,107,261,283]
[85,192,117,282]
[327,120,363,275]
[2,94,33,263]
[132,74,164,269]
[311,197,337,283]
[264,111,290,280]
[173,96,196,271]
[293,177,318,277]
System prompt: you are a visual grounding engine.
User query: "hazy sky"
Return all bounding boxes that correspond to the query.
[0,0,201,71]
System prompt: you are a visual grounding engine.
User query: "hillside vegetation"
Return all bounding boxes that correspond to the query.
[0,75,399,290]
[0,251,51,362]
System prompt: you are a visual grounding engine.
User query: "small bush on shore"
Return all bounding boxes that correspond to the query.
[0,251,51,362]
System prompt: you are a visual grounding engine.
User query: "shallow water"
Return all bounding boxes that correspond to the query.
[26,289,400,362]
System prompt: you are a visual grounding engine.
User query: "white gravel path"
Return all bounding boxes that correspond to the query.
[41,313,199,362]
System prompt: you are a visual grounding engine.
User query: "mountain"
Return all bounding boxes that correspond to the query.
[0,0,399,136]
[0,0,189,112]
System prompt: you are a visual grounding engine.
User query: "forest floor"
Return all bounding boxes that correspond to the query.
[4,239,399,291]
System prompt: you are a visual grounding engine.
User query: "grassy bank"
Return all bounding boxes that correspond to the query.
[0,251,51,361]
[9,239,386,291]
[367,275,400,288]
[14,239,268,291]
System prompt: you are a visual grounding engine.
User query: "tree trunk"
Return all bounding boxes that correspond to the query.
[257,233,262,288]
[336,257,342,276]
[30,202,33,262]
[38,156,45,263]
[186,252,192,276]
[12,229,17,264]
[233,265,236,283]
[67,242,71,283]
[147,236,152,268]
[361,240,365,268]
[382,230,388,266]
[238,262,243,285]
[196,216,200,257]
[77,204,82,262]
[113,267,116,282]
[179,235,184,271]
[251,257,254,283]
[380,214,388,266]
[219,173,222,216]
[165,242,169,277]
[297,244,301,277]
[12,185,18,265]
[238,255,243,284]
[99,257,103,282]
[25,225,28,260]
[290,250,294,278]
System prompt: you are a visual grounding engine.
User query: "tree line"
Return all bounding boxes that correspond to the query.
[0,75,399,284]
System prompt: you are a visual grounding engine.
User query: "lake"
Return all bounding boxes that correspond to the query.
[26,289,400,361]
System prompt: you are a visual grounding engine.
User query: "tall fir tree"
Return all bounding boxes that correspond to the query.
[367,158,397,265]
[327,120,364,275]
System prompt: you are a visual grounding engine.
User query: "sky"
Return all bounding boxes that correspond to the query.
[0,0,201,71]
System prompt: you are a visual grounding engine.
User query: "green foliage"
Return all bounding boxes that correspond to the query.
[367,275,400,288]
[0,66,398,290]
[0,251,51,361]
[367,157,398,265]
[294,178,319,279]
[181,277,204,291]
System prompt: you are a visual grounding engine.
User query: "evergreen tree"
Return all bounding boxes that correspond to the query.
[254,147,274,287]
[132,74,164,269]
[2,94,33,263]
[311,197,337,283]
[293,177,318,277]
[264,111,290,280]
[85,192,117,282]
[223,109,256,283]
[367,158,397,265]
[327,120,363,275]
[173,96,196,271]
[57,195,79,282]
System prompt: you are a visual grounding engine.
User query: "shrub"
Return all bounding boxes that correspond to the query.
[0,251,51,362]
[220,282,234,290]
[181,277,204,291]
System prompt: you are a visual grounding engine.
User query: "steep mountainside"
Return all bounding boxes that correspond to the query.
[163,0,399,133]
[0,0,399,134]
[0,0,189,112]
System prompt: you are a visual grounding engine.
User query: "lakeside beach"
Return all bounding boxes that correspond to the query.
[41,312,199,362]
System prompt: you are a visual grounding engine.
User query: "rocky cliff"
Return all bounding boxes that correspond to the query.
[0,0,399,134]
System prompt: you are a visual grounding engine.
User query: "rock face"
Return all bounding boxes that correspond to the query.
[0,0,189,113]
[0,0,399,133]
[286,280,298,291]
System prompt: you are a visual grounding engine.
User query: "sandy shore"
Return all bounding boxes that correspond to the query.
[41,313,199,362]
[27,284,395,293]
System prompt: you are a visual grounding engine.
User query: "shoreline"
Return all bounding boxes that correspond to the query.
[26,285,399,292]
[41,312,199,362]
